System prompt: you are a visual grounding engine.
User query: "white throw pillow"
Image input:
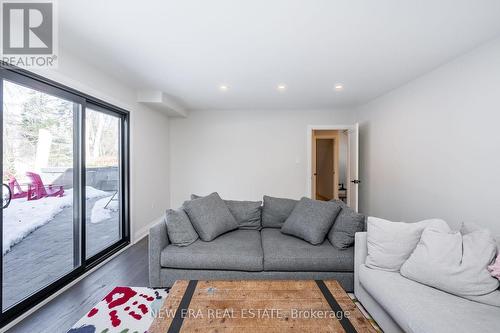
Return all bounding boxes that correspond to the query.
[365,217,450,271]
[400,226,500,307]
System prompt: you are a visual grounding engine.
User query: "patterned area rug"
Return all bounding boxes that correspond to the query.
[68,287,382,333]
[68,287,168,333]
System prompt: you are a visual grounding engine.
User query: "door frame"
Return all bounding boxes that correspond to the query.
[306,125,356,200]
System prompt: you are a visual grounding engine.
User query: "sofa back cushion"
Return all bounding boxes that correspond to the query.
[365,217,450,271]
[261,195,298,228]
[183,192,238,241]
[327,200,365,249]
[401,226,500,307]
[164,209,199,246]
[281,197,342,245]
[191,194,262,230]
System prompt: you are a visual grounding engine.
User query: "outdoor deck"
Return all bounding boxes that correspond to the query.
[2,197,119,310]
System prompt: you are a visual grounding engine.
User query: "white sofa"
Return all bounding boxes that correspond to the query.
[354,232,500,333]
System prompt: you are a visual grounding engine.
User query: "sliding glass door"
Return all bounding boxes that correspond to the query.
[1,75,82,311]
[0,67,129,325]
[85,106,122,259]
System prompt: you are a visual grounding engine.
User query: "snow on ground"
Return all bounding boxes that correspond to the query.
[3,186,109,254]
[90,194,119,224]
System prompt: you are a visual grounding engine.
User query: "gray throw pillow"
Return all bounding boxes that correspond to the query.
[281,197,342,245]
[191,194,262,230]
[183,192,238,241]
[328,200,365,249]
[164,209,198,246]
[262,195,298,228]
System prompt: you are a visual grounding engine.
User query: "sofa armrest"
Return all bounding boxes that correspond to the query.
[354,232,368,298]
[149,217,169,287]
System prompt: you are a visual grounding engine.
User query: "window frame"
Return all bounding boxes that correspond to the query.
[0,63,130,327]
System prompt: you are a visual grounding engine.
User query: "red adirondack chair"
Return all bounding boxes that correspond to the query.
[8,175,28,199]
[26,172,64,201]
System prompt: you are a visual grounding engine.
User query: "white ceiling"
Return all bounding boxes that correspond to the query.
[59,0,500,111]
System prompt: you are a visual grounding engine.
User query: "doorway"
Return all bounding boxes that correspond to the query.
[307,125,359,211]
[316,138,334,200]
[313,131,338,201]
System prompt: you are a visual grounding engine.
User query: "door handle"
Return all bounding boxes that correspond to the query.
[351,179,361,184]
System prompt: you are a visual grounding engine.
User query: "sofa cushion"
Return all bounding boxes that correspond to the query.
[281,197,341,245]
[359,265,500,333]
[183,192,238,241]
[191,194,262,230]
[365,217,450,271]
[161,230,263,271]
[261,195,298,228]
[328,200,365,249]
[164,209,198,246]
[261,228,353,272]
[400,227,500,306]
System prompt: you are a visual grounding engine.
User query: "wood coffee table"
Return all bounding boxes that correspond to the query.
[149,280,376,333]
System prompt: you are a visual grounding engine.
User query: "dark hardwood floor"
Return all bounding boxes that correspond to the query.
[7,237,149,333]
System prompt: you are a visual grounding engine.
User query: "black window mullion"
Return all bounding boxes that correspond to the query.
[122,115,130,241]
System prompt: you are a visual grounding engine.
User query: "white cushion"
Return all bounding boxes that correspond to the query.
[400,226,500,307]
[365,217,450,271]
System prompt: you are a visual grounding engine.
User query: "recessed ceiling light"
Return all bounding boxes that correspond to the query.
[277,84,287,91]
[334,84,344,91]
[219,85,228,91]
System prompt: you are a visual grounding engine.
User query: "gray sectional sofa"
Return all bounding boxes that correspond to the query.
[149,195,363,292]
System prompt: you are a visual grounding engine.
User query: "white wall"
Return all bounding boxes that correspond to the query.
[34,48,170,241]
[169,109,355,207]
[356,37,500,236]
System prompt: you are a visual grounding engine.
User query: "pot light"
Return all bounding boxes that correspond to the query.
[277,84,287,91]
[334,84,344,91]
[219,85,228,91]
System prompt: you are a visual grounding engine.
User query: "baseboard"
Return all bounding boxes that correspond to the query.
[133,215,164,243]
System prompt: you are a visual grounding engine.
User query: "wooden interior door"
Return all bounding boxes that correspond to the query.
[312,130,339,201]
[316,139,334,200]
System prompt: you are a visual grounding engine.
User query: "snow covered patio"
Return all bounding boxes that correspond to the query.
[2,190,120,310]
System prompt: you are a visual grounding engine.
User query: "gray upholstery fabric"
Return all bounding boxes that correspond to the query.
[183,192,238,241]
[159,268,354,292]
[191,194,262,230]
[328,200,365,249]
[161,230,263,271]
[261,228,354,272]
[149,219,169,287]
[164,209,198,246]
[281,197,341,245]
[261,195,298,228]
[354,232,404,333]
[359,265,500,333]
